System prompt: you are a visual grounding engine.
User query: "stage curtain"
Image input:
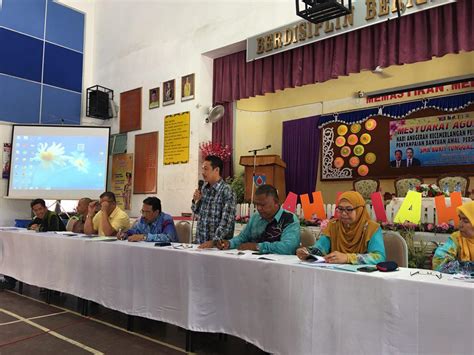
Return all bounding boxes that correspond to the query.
[212,0,473,177]
[282,116,320,196]
[211,102,233,178]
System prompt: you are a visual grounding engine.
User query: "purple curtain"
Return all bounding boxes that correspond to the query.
[282,116,320,196]
[212,0,473,177]
[213,0,472,103]
[211,102,233,178]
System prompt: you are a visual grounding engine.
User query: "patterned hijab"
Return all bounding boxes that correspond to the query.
[455,201,474,261]
[322,191,380,254]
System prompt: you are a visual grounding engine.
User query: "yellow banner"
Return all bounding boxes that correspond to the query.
[111,153,133,210]
[164,111,190,165]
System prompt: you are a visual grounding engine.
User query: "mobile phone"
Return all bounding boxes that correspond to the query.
[154,242,171,247]
[358,266,377,273]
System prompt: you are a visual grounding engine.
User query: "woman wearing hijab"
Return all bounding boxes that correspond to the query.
[432,200,474,274]
[296,191,386,264]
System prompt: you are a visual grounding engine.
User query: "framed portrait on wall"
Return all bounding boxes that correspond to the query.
[163,79,175,106]
[149,87,160,109]
[181,73,195,101]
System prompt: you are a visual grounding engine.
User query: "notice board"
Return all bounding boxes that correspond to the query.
[134,132,158,193]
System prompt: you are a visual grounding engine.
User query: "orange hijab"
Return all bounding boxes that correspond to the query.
[322,191,380,254]
[454,201,474,262]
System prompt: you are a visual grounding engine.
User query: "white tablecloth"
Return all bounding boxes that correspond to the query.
[0,229,473,355]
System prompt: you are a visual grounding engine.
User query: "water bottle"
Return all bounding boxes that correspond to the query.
[454,182,461,193]
[443,182,450,195]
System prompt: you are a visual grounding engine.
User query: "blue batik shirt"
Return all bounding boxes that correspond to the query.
[229,207,301,255]
[127,211,178,242]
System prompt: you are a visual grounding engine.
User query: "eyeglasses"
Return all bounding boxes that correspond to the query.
[335,206,361,214]
[410,270,442,279]
[140,209,154,214]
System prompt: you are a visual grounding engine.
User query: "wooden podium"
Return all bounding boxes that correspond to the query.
[239,155,287,202]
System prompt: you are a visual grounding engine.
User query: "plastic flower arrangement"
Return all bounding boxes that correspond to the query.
[415,183,447,197]
[299,217,329,228]
[199,141,231,162]
[381,221,455,234]
[235,215,250,224]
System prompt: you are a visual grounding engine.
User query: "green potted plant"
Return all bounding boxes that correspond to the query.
[226,172,245,204]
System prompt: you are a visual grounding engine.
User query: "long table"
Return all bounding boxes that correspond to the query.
[0,229,472,355]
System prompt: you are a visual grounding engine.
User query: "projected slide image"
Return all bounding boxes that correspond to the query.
[11,135,107,191]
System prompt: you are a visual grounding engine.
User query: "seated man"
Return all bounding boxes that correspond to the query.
[66,198,91,233]
[217,184,300,255]
[123,197,178,242]
[2,199,65,290]
[28,198,66,232]
[84,192,130,236]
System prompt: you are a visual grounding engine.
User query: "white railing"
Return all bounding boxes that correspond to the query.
[236,202,438,224]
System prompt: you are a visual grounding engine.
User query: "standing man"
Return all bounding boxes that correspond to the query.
[405,147,421,167]
[217,184,300,255]
[122,196,178,242]
[66,198,91,233]
[192,155,236,248]
[84,191,130,236]
[28,199,66,232]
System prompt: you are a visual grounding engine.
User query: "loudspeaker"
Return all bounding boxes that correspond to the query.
[86,85,114,119]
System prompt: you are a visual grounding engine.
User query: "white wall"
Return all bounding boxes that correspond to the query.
[0,123,34,225]
[59,0,302,217]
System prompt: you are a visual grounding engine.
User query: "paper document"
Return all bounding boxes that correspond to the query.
[0,227,21,231]
[451,274,474,282]
[225,250,254,258]
[84,236,117,242]
[299,262,360,272]
[172,244,195,250]
[55,231,78,236]
[302,255,326,263]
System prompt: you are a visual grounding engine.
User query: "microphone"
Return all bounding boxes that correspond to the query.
[191,180,205,244]
[248,145,272,153]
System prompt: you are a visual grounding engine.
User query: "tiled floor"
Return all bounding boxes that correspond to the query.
[0,285,267,354]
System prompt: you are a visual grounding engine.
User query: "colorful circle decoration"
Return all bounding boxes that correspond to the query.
[365,119,377,131]
[340,146,351,157]
[365,152,376,164]
[350,123,361,134]
[337,125,348,136]
[335,136,346,147]
[358,165,369,176]
[347,134,358,145]
[334,157,344,168]
[354,144,365,156]
[349,156,360,167]
[360,133,371,145]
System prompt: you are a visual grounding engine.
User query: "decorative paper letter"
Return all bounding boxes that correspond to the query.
[282,192,298,213]
[371,192,387,223]
[434,192,462,227]
[334,192,343,218]
[394,191,422,224]
[300,191,326,220]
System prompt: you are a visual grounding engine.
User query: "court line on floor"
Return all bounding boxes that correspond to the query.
[0,308,103,354]
[3,291,191,354]
[0,310,67,326]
